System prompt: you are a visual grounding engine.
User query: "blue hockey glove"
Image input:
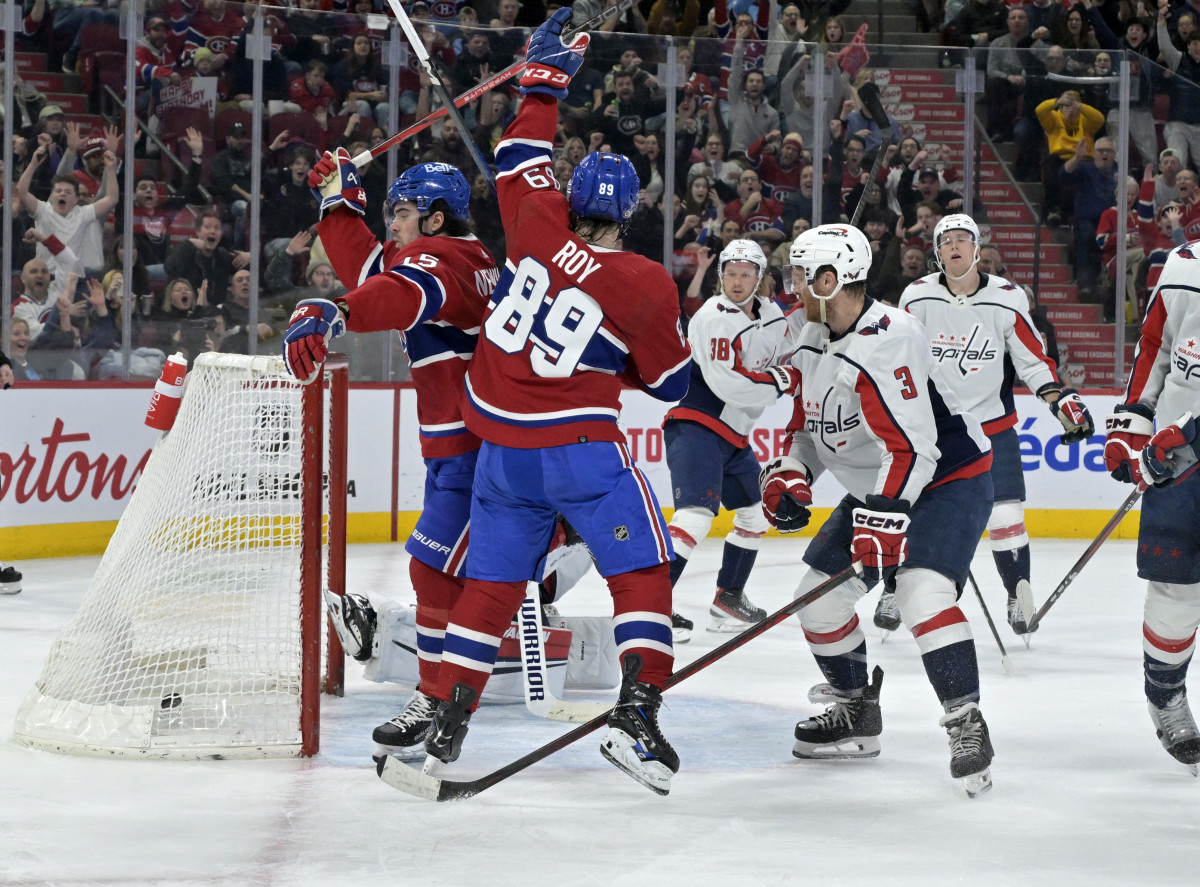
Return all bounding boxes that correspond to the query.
[759,456,812,534]
[519,7,590,100]
[283,298,346,384]
[851,495,910,589]
[1050,387,1094,445]
[1142,412,1200,488]
[310,147,367,219]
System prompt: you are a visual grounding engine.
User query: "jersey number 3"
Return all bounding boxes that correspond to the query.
[484,256,604,378]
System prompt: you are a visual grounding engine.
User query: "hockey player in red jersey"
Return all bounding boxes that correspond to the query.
[1104,242,1200,774]
[762,224,998,796]
[418,8,692,795]
[283,154,499,761]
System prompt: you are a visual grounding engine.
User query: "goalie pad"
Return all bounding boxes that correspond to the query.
[364,604,620,701]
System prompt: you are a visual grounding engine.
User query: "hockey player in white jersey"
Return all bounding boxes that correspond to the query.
[1103,242,1200,774]
[761,224,998,796]
[898,214,1094,640]
[664,240,800,642]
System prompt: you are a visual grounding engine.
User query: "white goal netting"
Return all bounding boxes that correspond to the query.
[13,353,339,759]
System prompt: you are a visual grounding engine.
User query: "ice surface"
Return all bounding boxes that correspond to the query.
[3,540,1199,886]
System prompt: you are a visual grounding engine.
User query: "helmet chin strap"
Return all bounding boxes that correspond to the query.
[937,244,981,282]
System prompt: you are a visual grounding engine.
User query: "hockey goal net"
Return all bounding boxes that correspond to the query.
[13,353,348,759]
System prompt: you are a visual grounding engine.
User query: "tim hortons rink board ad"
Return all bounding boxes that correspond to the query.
[0,386,1136,558]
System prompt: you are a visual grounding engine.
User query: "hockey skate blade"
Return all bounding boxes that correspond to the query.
[372,741,427,764]
[706,615,756,634]
[960,769,993,798]
[672,626,692,644]
[377,755,443,801]
[792,736,881,760]
[599,729,673,795]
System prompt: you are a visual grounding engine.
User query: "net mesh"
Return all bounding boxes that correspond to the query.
[13,354,330,759]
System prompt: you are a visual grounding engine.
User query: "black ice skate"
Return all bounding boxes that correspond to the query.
[324,589,376,662]
[0,561,22,595]
[708,587,767,633]
[1148,692,1200,776]
[1007,580,1038,645]
[600,655,680,795]
[424,683,476,766]
[671,612,693,644]
[793,666,884,759]
[372,690,436,762]
[939,702,995,797]
[873,585,901,633]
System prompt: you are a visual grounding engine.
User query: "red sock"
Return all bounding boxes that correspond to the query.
[433,578,527,706]
[608,563,674,688]
[410,558,463,690]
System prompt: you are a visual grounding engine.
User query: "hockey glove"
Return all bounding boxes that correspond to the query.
[758,456,812,533]
[308,147,367,219]
[765,365,802,398]
[1142,412,1200,488]
[1049,387,1095,445]
[851,495,910,588]
[519,7,590,100]
[1103,403,1154,490]
[283,298,346,384]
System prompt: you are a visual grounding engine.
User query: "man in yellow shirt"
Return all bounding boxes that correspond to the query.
[1036,90,1105,226]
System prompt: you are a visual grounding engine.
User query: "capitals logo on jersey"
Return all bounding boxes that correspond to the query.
[803,394,861,451]
[1178,245,1198,260]
[1174,338,1200,380]
[859,315,891,336]
[930,323,997,376]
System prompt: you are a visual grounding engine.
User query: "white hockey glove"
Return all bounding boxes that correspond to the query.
[1142,412,1200,488]
[1103,403,1154,491]
[1049,387,1095,445]
[765,365,801,398]
[759,456,812,533]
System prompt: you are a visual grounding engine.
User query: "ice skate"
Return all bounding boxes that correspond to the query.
[423,683,476,769]
[1148,692,1200,776]
[372,689,436,762]
[793,666,884,759]
[323,589,376,661]
[600,655,679,795]
[0,562,21,595]
[708,587,767,633]
[671,612,693,644]
[1007,580,1038,646]
[939,702,994,797]
[873,584,901,634]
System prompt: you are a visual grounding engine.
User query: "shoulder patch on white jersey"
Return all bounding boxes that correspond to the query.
[858,314,893,336]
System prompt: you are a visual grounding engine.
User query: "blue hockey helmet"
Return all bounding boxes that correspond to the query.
[386,162,471,221]
[568,152,639,224]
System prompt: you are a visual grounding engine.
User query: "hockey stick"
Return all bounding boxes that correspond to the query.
[378,562,863,801]
[383,0,496,190]
[1026,488,1142,633]
[966,570,1014,676]
[352,0,631,169]
[848,81,893,229]
[518,588,611,722]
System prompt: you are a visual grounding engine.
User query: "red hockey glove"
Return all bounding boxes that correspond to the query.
[758,456,812,533]
[283,299,346,384]
[765,365,801,398]
[1050,387,1095,445]
[851,495,910,587]
[1103,403,1154,490]
[519,7,589,100]
[308,147,367,219]
[1142,412,1200,488]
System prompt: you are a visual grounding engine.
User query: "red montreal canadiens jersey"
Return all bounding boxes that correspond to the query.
[319,208,499,459]
[462,94,692,448]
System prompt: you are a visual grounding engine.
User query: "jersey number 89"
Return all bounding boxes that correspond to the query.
[484,256,605,378]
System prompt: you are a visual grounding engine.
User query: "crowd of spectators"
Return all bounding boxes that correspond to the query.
[10,0,1200,382]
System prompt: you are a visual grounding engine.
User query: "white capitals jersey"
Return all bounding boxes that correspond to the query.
[665,294,796,446]
[1124,242,1200,423]
[899,272,1058,435]
[785,298,992,504]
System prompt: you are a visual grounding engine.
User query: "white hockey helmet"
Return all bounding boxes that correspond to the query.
[718,238,767,299]
[786,224,872,320]
[933,213,982,279]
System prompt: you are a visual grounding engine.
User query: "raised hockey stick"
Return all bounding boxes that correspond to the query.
[351,0,631,169]
[1026,488,1142,633]
[518,588,611,722]
[848,81,893,229]
[966,570,1014,676]
[378,562,863,801]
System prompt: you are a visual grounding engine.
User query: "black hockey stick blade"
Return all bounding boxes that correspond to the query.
[1026,488,1141,632]
[377,561,864,801]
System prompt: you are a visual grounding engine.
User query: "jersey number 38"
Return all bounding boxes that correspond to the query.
[484,256,604,378]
